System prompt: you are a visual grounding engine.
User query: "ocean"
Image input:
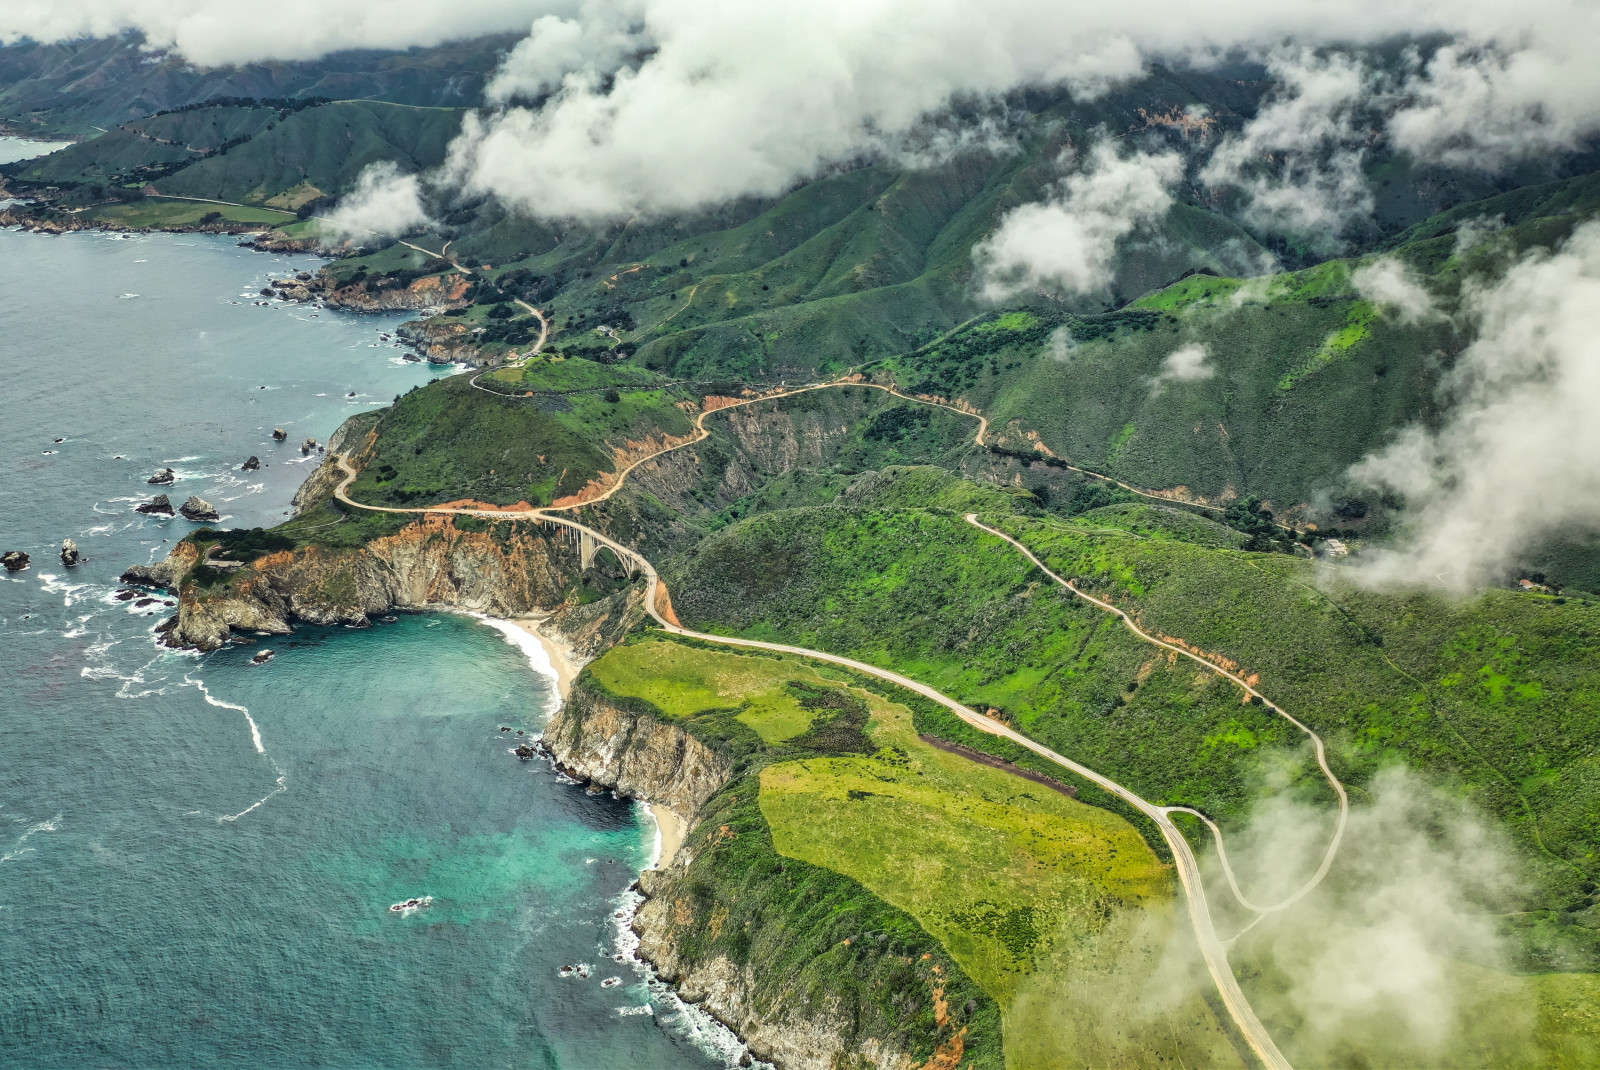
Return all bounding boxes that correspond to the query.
[0,224,739,1068]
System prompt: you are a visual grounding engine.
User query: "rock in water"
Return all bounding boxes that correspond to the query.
[147,467,175,485]
[136,494,175,516]
[272,428,288,441]
[251,650,274,665]
[240,456,260,471]
[2,550,30,572]
[60,538,80,567]
[514,744,537,760]
[179,495,220,522]
[300,437,317,455]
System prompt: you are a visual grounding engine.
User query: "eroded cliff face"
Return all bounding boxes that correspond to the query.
[143,514,638,651]
[545,684,929,1070]
[396,317,492,366]
[544,683,733,818]
[318,271,472,313]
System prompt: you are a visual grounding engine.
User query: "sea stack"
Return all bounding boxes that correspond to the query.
[272,428,288,441]
[300,437,317,455]
[2,550,29,572]
[60,539,80,567]
[179,495,220,522]
[136,494,175,516]
[147,467,175,485]
[240,456,260,471]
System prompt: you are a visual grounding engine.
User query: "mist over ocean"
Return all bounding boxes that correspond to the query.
[0,222,733,1068]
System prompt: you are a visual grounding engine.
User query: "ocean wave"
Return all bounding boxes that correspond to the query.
[468,614,562,712]
[608,886,765,1068]
[185,674,289,822]
[0,812,62,866]
[39,571,102,608]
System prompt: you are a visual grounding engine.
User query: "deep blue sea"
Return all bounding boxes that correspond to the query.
[0,223,738,1069]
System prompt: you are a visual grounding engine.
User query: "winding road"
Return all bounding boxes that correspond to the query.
[324,380,1355,1070]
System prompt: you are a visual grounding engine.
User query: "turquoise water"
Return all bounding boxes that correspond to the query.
[0,228,736,1068]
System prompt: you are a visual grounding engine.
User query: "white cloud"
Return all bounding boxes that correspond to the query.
[1200,49,1375,246]
[1348,221,1600,590]
[974,143,1183,300]
[1351,258,1437,324]
[9,1,1600,227]
[1214,766,1522,1056]
[317,162,432,243]
[1389,40,1600,170]
[1147,342,1214,395]
[0,0,571,67]
[485,0,646,104]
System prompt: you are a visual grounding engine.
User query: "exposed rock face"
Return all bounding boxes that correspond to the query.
[149,511,642,651]
[121,541,198,590]
[147,467,175,485]
[319,271,473,313]
[136,494,175,516]
[2,550,30,572]
[179,495,220,522]
[547,684,920,1070]
[60,539,80,567]
[300,437,317,455]
[396,317,495,367]
[240,456,260,471]
[272,428,288,442]
[543,684,734,819]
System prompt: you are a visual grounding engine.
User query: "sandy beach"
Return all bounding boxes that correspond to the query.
[502,615,581,701]
[648,803,686,868]
[497,615,688,867]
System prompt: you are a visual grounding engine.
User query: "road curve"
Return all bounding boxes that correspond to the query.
[963,515,1350,922]
[327,449,1297,1069]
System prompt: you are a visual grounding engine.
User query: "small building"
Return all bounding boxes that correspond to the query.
[1323,538,1349,558]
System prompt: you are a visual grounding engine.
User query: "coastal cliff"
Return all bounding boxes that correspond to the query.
[544,680,972,1070]
[137,514,642,652]
[544,686,733,818]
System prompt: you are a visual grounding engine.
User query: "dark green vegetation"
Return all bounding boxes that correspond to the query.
[3,99,463,211]
[662,467,1600,977]
[0,34,512,138]
[575,640,1004,1069]
[344,368,695,508]
[157,101,462,208]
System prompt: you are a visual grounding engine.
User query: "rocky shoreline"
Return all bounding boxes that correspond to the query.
[1,205,497,363]
[119,406,926,1069]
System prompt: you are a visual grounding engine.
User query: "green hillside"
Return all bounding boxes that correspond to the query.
[343,364,694,509]
[580,636,1244,1069]
[661,469,1600,976]
[156,100,463,206]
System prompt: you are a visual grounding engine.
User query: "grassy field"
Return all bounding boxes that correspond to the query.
[84,199,292,228]
[344,370,696,507]
[760,690,1245,1069]
[663,468,1600,971]
[591,640,822,743]
[582,637,1246,1067]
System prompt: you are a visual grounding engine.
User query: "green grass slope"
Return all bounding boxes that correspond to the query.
[580,636,1245,1069]
[344,365,694,508]
[662,471,1600,970]
[155,100,463,205]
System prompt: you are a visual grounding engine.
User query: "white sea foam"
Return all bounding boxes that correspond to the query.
[186,675,288,821]
[608,886,767,1068]
[469,614,562,714]
[40,572,103,608]
[0,813,62,866]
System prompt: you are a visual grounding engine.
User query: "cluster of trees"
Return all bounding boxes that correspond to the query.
[1221,496,1300,553]
[152,96,331,119]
